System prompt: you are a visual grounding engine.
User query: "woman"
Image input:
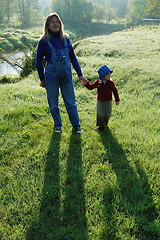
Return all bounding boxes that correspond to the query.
[36,12,86,133]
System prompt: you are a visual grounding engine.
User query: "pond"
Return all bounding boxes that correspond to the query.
[0,52,25,75]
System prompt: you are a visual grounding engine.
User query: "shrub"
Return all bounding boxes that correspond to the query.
[29,38,38,47]
[0,75,20,84]
[8,37,25,50]
[21,36,30,46]
[2,33,11,38]
[20,46,37,77]
[20,36,38,49]
[0,38,13,51]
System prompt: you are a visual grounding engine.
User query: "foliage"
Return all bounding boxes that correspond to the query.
[92,3,105,20]
[0,0,160,27]
[146,0,160,18]
[105,8,118,23]
[110,0,128,18]
[0,0,5,23]
[126,0,160,24]
[0,0,43,27]
[39,0,52,16]
[91,0,128,18]
[52,0,93,23]
[0,25,160,239]
[0,37,13,51]
[20,46,37,77]
[4,0,16,22]
[17,0,41,27]
[52,0,121,23]
[0,75,21,84]
[126,0,148,24]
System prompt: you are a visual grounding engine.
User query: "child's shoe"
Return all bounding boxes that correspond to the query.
[95,126,105,131]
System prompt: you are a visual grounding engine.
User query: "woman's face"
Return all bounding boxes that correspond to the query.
[48,16,60,33]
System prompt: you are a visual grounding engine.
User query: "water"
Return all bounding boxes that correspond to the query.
[0,52,25,75]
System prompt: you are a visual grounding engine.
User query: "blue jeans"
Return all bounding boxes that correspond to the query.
[45,66,80,127]
[44,40,80,128]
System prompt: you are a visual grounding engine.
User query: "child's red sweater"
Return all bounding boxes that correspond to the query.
[85,79,120,102]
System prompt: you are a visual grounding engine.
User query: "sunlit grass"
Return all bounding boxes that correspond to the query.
[0,25,160,240]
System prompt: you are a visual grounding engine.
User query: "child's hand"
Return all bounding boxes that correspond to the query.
[80,78,89,86]
[116,102,119,105]
[79,76,86,83]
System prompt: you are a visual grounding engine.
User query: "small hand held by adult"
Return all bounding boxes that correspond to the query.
[79,76,87,83]
[79,76,89,86]
[40,81,46,88]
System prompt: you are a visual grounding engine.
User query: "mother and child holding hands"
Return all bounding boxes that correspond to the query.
[36,12,120,133]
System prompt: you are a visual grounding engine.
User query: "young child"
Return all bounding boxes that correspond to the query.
[81,65,120,131]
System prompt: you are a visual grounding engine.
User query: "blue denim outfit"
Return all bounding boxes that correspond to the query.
[44,39,80,128]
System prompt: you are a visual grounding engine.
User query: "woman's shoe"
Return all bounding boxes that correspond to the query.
[72,126,82,133]
[54,126,61,133]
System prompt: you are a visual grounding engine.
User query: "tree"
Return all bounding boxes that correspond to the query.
[16,0,42,27]
[91,0,128,18]
[104,0,111,9]
[126,0,147,24]
[66,0,90,23]
[92,3,105,20]
[146,0,160,18]
[110,0,128,18]
[52,0,71,22]
[17,0,32,27]
[4,0,17,22]
[52,0,94,24]
[0,0,17,23]
[5,0,11,21]
[105,8,118,22]
[91,0,106,4]
[0,0,5,23]
[81,1,93,22]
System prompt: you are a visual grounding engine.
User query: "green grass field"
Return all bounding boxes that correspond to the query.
[0,25,160,240]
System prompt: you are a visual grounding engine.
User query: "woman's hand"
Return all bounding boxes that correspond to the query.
[40,81,46,88]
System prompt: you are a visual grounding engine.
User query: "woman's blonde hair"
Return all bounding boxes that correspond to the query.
[42,12,66,39]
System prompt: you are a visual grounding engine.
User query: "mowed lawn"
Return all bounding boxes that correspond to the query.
[0,25,160,240]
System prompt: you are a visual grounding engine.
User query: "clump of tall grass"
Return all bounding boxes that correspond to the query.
[0,75,20,84]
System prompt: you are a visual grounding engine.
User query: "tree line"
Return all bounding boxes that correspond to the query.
[0,0,159,27]
[0,0,42,27]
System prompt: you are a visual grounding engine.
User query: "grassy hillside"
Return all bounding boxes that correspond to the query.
[0,25,160,240]
[0,27,41,52]
[0,22,124,52]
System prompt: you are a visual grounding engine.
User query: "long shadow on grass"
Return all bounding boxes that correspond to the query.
[61,132,88,239]
[26,132,88,240]
[26,132,62,239]
[99,128,159,240]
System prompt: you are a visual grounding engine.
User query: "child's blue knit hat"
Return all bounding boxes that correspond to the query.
[98,65,113,79]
